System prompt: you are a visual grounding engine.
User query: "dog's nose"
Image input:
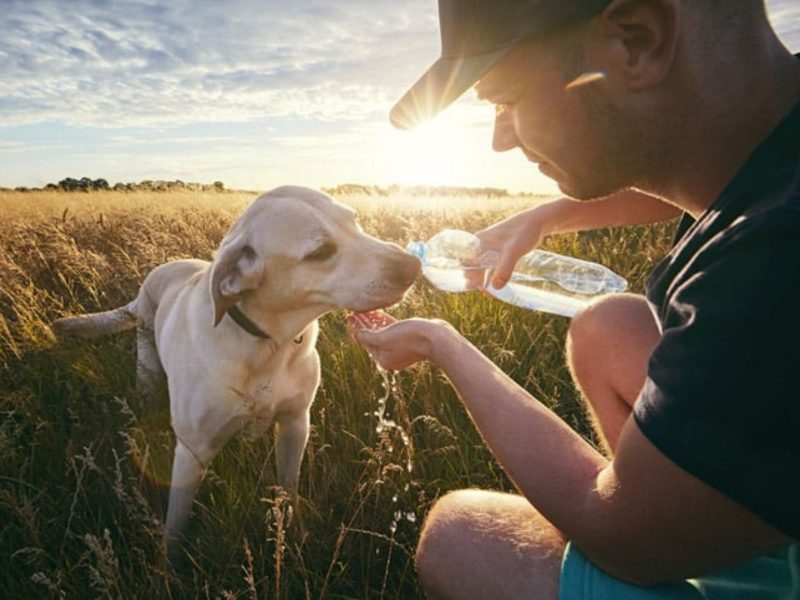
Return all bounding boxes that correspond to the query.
[385,248,422,288]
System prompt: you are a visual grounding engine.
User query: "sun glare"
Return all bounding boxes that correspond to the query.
[363,100,559,196]
[373,109,486,187]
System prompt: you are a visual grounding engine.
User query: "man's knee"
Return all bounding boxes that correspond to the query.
[415,490,473,593]
[416,490,565,599]
[566,293,655,374]
[415,489,514,594]
[568,293,644,351]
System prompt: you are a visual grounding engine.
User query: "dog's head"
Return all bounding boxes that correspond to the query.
[209,186,421,326]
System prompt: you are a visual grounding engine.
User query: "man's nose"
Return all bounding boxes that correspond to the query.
[492,107,518,152]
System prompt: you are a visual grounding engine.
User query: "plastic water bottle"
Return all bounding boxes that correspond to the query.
[405,229,627,318]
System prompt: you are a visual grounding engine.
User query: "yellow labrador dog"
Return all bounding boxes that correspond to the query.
[52,185,420,546]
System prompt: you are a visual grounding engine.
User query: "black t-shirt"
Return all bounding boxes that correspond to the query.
[633,98,800,540]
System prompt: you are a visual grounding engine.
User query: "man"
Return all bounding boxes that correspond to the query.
[352,0,800,598]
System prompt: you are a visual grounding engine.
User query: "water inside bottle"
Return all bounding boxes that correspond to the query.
[420,264,486,292]
[487,282,589,318]
[407,234,625,318]
[511,271,606,295]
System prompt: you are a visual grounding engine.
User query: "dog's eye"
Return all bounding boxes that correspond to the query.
[305,242,337,261]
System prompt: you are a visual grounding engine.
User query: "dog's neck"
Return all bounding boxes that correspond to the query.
[226,305,272,340]
[226,303,308,345]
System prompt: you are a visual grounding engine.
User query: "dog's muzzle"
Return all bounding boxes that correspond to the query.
[386,251,423,288]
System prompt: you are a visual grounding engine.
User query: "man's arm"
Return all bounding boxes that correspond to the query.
[429,324,791,584]
[477,189,681,288]
[356,319,791,585]
[532,188,682,235]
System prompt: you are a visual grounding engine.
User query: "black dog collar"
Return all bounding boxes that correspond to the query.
[227,305,270,339]
[226,305,304,344]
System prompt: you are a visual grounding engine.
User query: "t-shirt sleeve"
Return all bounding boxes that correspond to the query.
[634,226,800,540]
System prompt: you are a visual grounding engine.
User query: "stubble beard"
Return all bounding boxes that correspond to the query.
[561,86,673,201]
[554,34,673,201]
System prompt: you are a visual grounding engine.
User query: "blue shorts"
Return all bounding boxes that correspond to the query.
[559,542,799,600]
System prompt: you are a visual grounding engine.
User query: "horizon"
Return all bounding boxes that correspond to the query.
[1,176,554,197]
[1,0,799,195]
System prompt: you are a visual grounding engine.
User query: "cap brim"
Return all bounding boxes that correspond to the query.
[389,46,512,130]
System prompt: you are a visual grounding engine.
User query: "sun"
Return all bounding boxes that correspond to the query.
[372,107,488,187]
[362,99,560,195]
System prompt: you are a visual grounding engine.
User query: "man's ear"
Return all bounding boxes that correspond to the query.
[209,233,265,326]
[598,0,678,90]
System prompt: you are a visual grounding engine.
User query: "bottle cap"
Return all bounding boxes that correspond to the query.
[405,241,426,262]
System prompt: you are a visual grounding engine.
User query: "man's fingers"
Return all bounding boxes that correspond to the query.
[349,316,368,332]
[490,249,522,289]
[490,266,512,289]
[348,310,394,332]
[354,329,386,366]
[348,312,375,330]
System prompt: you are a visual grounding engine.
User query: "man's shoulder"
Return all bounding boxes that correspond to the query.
[673,203,800,316]
[647,96,800,314]
[710,196,800,255]
[647,197,800,320]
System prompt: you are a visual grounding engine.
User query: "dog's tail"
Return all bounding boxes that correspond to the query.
[52,301,139,339]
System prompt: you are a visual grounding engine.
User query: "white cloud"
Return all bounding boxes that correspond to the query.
[0,0,436,127]
[2,0,797,129]
[0,0,798,191]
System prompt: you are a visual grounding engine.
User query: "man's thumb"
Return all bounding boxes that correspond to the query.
[491,264,512,289]
[491,248,522,289]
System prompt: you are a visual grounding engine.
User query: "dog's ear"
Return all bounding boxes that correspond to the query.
[210,234,265,326]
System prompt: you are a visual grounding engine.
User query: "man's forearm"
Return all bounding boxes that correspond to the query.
[536,189,681,236]
[429,323,608,534]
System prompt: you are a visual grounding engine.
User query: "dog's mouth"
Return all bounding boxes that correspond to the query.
[352,284,413,312]
[334,252,421,313]
[307,280,415,314]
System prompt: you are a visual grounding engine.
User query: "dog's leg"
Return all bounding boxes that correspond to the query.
[136,324,166,399]
[164,440,208,552]
[275,410,310,492]
[131,292,166,399]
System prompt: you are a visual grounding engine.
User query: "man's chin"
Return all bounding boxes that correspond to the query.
[556,178,622,202]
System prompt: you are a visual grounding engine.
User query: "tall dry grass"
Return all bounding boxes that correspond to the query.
[0,188,676,598]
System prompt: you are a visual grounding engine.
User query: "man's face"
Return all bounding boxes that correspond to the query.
[475,30,645,200]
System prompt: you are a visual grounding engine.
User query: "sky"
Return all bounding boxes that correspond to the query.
[1,1,799,194]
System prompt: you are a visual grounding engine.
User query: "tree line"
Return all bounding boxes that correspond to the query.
[5,177,226,193]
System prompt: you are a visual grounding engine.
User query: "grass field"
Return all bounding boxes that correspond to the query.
[0,188,677,599]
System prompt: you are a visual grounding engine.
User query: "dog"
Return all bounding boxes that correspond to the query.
[52,185,420,547]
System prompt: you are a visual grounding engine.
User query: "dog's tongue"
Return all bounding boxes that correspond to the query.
[347,310,391,331]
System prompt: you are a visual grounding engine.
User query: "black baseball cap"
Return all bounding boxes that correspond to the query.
[390,0,613,129]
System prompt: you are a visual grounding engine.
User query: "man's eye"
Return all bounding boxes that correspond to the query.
[305,242,337,261]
